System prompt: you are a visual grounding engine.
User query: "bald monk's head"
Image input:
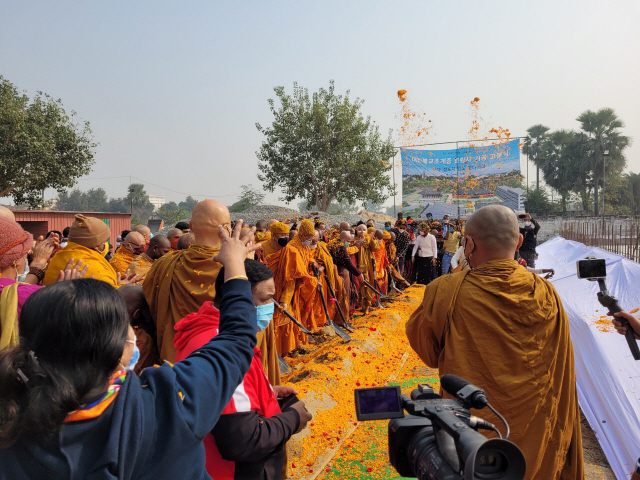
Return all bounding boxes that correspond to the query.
[166,228,183,240]
[374,229,384,240]
[133,224,151,243]
[146,235,171,260]
[117,285,152,326]
[339,230,353,242]
[0,206,15,221]
[311,230,320,248]
[390,232,396,242]
[124,231,146,255]
[339,221,350,232]
[463,205,523,268]
[189,199,231,248]
[177,233,195,250]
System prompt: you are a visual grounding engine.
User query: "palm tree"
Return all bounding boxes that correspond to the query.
[575,108,629,216]
[539,130,579,213]
[522,124,550,191]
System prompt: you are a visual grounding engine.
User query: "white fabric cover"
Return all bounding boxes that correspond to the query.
[537,236,640,480]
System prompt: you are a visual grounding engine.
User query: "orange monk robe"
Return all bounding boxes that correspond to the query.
[125,252,155,280]
[356,235,381,309]
[406,260,583,480]
[109,246,136,277]
[43,242,118,287]
[310,242,337,325]
[142,245,221,362]
[287,236,321,335]
[372,240,389,296]
[264,238,317,354]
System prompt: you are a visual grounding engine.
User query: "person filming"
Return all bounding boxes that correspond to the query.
[405,205,584,480]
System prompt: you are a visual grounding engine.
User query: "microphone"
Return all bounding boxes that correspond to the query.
[441,374,489,410]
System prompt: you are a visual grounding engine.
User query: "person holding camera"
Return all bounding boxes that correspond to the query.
[406,205,583,480]
[518,213,540,268]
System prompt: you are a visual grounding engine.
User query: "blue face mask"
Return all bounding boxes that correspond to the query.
[384,226,391,230]
[256,302,275,331]
[125,339,140,372]
[344,241,350,247]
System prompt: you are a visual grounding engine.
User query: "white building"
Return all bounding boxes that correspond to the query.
[495,186,525,211]
[148,195,165,212]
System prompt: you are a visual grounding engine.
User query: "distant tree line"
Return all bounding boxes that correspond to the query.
[55,184,197,226]
[523,108,633,216]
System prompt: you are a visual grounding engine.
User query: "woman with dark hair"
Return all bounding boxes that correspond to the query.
[174,259,311,480]
[0,221,258,479]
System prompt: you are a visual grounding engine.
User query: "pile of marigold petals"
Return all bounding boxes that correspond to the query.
[282,285,429,479]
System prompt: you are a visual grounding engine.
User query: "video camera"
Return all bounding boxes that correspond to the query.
[576,257,640,360]
[354,375,526,480]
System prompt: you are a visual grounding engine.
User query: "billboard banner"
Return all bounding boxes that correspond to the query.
[400,139,522,218]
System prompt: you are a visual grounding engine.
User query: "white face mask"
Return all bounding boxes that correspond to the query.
[524,221,532,227]
[301,239,312,246]
[16,258,29,282]
[310,244,318,249]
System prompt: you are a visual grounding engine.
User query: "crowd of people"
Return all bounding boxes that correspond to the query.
[0,199,626,479]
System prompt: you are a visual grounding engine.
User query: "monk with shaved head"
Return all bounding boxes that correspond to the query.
[126,235,171,280]
[166,227,183,250]
[110,231,146,276]
[143,199,232,361]
[406,205,583,479]
[133,224,152,246]
[0,205,15,220]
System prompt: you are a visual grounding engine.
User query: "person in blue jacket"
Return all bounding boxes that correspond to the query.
[0,220,258,480]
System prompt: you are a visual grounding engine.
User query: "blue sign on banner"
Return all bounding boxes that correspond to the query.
[401,139,520,177]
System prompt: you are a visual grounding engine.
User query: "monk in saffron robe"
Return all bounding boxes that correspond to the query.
[290,220,322,335]
[43,214,120,288]
[110,231,146,277]
[385,231,409,288]
[310,230,339,326]
[143,199,229,362]
[371,229,389,295]
[328,230,362,318]
[354,224,381,314]
[264,222,317,355]
[406,205,583,480]
[126,235,171,280]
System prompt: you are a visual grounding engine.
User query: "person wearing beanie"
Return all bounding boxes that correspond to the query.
[43,214,121,287]
[0,217,78,349]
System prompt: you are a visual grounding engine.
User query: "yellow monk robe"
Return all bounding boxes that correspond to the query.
[372,240,389,296]
[248,238,281,385]
[43,242,118,287]
[406,259,583,480]
[357,235,381,309]
[109,246,136,277]
[142,244,221,362]
[125,252,154,279]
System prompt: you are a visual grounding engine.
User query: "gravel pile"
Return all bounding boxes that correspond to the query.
[158,204,392,234]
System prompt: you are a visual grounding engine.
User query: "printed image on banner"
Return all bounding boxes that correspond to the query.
[400,139,522,219]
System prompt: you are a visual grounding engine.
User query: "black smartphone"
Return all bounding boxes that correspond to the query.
[576,258,606,280]
[278,394,300,411]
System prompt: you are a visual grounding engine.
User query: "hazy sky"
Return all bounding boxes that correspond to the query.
[2,1,638,209]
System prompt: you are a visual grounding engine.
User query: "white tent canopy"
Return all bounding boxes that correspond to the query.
[537,236,640,480]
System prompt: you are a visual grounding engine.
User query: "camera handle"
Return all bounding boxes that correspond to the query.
[597,279,640,360]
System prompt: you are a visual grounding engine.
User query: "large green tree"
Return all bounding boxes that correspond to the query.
[256,81,395,211]
[574,108,629,216]
[538,130,580,213]
[522,124,550,191]
[0,76,96,207]
[157,202,190,224]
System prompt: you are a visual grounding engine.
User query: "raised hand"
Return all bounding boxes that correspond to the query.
[212,219,258,281]
[55,258,91,282]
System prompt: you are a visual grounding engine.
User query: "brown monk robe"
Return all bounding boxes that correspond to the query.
[355,225,381,314]
[126,235,172,280]
[406,205,583,480]
[110,231,146,277]
[328,230,363,318]
[117,285,159,375]
[143,199,229,362]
